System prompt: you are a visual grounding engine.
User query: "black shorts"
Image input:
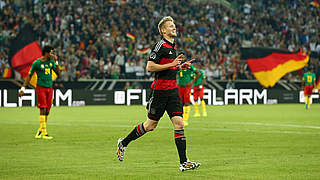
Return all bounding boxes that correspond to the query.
[146,88,183,121]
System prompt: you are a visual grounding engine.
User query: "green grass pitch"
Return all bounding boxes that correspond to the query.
[0,104,320,180]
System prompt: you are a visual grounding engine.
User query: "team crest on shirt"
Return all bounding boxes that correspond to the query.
[41,64,44,69]
[150,52,156,59]
[150,108,156,115]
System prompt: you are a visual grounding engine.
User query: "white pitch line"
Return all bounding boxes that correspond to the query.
[46,122,320,135]
[195,121,320,130]
[5,118,320,130]
[1,121,319,135]
[53,119,320,130]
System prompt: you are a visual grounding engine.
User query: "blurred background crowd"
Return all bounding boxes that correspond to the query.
[0,0,319,82]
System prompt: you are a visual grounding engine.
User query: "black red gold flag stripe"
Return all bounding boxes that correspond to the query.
[9,23,57,87]
[316,79,320,90]
[2,67,12,78]
[241,47,309,88]
[311,0,320,8]
[9,23,42,78]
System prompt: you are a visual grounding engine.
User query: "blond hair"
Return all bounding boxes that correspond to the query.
[158,16,174,36]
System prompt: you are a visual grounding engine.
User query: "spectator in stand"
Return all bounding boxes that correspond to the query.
[96,57,105,79]
[124,81,132,91]
[125,59,136,79]
[103,56,112,79]
[135,60,145,79]
[226,77,235,89]
[237,68,247,80]
[114,50,125,74]
[88,54,98,78]
[212,63,222,80]
[111,61,121,79]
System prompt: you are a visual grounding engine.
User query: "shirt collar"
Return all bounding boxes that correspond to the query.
[162,37,175,48]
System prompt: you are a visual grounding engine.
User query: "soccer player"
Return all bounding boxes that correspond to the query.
[177,61,199,126]
[18,46,60,139]
[116,16,200,172]
[193,62,207,117]
[302,66,316,110]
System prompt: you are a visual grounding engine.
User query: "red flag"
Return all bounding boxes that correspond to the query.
[9,23,42,78]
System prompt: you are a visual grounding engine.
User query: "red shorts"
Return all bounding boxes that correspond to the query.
[36,86,53,110]
[193,86,204,101]
[304,85,314,96]
[178,86,192,104]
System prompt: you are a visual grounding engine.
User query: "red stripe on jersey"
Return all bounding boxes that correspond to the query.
[160,58,174,65]
[162,42,177,49]
[162,42,172,49]
[151,79,178,90]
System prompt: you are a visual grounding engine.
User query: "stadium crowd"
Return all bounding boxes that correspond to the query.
[0,0,319,82]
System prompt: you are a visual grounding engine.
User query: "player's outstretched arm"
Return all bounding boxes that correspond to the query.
[19,74,32,97]
[147,54,184,72]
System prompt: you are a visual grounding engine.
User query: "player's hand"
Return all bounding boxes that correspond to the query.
[171,54,184,67]
[51,54,58,61]
[180,59,195,70]
[18,87,25,97]
[18,91,24,97]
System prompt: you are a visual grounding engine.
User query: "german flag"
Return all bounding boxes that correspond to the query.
[9,23,42,78]
[9,23,57,88]
[241,47,309,88]
[311,0,320,8]
[109,0,127,3]
[2,67,12,78]
[126,32,135,40]
[316,79,320,90]
[137,47,150,55]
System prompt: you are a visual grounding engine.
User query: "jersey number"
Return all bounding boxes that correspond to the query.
[45,68,51,75]
[180,71,183,77]
[307,75,312,83]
